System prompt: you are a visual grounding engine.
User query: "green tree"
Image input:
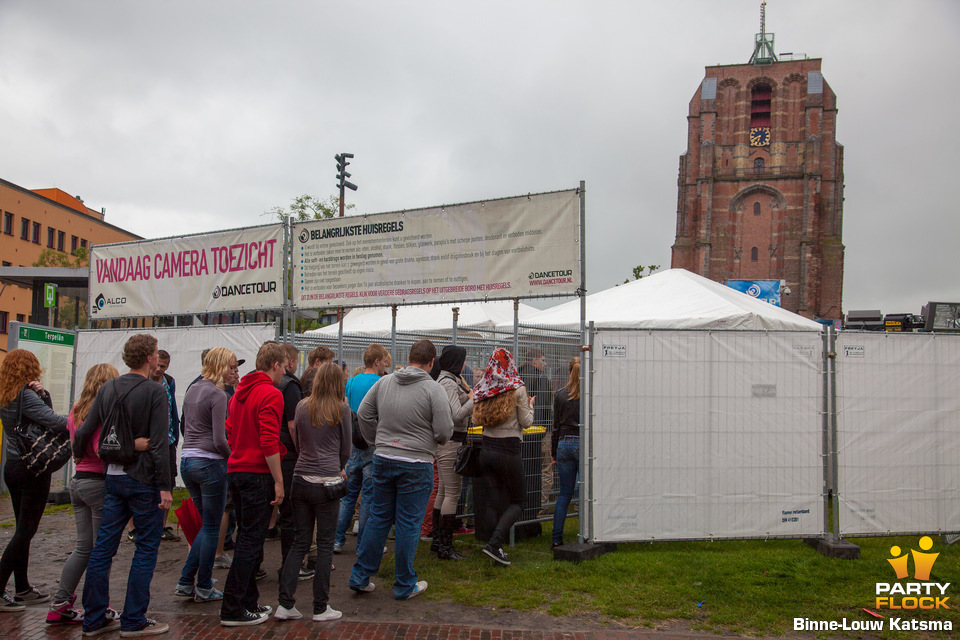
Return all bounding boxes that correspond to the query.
[32,246,89,268]
[267,194,352,333]
[623,263,660,284]
[266,194,354,222]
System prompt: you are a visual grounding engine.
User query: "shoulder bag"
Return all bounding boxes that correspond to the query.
[13,387,71,477]
[454,439,482,477]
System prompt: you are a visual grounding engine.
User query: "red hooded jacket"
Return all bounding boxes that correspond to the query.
[226,371,287,474]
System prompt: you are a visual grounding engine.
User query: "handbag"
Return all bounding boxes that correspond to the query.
[454,440,482,477]
[13,387,71,477]
[173,496,203,546]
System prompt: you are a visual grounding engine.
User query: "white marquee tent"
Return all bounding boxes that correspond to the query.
[519,268,823,331]
[306,299,540,336]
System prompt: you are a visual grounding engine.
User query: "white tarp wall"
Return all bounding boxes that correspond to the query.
[74,324,276,410]
[835,332,960,536]
[590,329,825,542]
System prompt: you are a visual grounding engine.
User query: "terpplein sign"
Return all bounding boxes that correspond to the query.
[89,224,284,318]
[293,189,580,308]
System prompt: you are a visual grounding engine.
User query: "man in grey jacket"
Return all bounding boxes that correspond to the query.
[348,339,453,600]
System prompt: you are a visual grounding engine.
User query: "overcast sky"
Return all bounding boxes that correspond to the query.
[2,1,958,316]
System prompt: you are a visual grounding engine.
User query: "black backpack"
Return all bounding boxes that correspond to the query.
[98,378,146,464]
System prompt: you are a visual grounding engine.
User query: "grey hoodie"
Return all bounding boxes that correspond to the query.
[357,366,453,463]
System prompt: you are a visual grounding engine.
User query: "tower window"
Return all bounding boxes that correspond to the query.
[754,158,765,174]
[751,247,759,262]
[753,202,761,216]
[750,85,772,128]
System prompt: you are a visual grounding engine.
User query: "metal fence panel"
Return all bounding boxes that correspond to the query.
[590,328,825,542]
[835,332,960,536]
[292,323,583,530]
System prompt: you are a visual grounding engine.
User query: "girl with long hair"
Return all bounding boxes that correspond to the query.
[550,357,581,548]
[472,348,533,566]
[275,362,351,622]
[175,347,239,602]
[0,350,68,611]
[46,363,120,624]
[429,345,473,560]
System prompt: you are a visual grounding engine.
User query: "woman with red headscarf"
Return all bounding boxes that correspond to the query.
[471,348,533,566]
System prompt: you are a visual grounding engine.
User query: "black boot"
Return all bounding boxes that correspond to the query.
[437,514,464,560]
[429,508,441,553]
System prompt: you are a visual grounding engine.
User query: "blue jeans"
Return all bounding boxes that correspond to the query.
[552,437,580,544]
[335,446,375,547]
[81,474,162,633]
[178,457,228,590]
[349,456,433,599]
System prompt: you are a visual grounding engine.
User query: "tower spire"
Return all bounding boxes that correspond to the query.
[749,1,777,65]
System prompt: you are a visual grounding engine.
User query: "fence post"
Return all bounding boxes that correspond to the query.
[337,306,345,363]
[582,321,595,543]
[829,325,841,540]
[512,297,519,358]
[391,304,398,367]
[452,306,459,345]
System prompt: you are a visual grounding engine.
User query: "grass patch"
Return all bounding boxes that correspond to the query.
[405,517,959,638]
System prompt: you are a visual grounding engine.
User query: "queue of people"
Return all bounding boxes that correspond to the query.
[0,336,579,634]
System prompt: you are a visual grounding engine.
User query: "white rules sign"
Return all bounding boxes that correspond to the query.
[293,189,580,308]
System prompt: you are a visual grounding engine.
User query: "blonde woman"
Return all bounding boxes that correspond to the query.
[175,347,239,602]
[550,357,581,548]
[46,364,121,624]
[276,362,351,622]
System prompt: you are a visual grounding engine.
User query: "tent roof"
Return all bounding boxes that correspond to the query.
[520,269,823,331]
[306,300,540,336]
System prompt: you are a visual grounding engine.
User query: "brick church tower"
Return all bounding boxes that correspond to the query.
[670,2,844,320]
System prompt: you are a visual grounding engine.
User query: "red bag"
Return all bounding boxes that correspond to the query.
[173,497,202,546]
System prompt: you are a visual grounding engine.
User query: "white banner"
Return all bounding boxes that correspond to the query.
[74,323,277,487]
[835,332,960,536]
[293,189,580,308]
[89,225,284,318]
[590,329,825,542]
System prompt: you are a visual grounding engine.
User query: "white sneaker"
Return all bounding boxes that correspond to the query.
[313,605,342,622]
[350,581,375,593]
[350,521,359,535]
[213,553,232,569]
[274,605,302,620]
[403,581,427,600]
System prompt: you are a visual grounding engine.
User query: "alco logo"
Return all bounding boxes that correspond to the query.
[91,292,126,314]
[875,536,950,610]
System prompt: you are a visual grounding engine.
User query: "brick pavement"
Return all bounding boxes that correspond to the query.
[4,608,753,640]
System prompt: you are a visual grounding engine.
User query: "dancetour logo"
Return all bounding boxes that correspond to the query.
[528,268,573,287]
[212,281,278,299]
[794,536,952,633]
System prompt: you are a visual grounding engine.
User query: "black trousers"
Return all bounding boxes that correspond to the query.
[278,477,340,614]
[220,472,273,620]
[479,437,523,548]
[0,458,52,594]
